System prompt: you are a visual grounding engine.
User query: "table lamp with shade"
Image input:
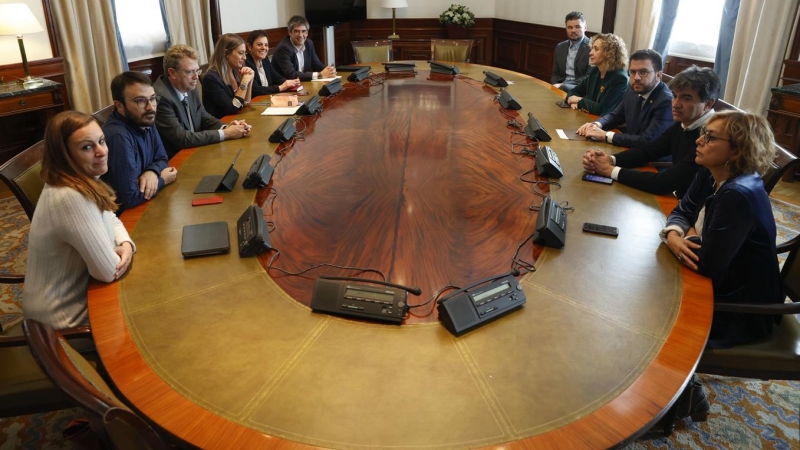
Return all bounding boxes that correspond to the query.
[381,0,408,40]
[0,3,45,88]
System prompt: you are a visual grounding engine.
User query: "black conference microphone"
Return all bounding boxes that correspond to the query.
[319,276,422,296]
[483,70,508,87]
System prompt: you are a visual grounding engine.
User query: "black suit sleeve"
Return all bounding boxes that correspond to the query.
[551,42,566,84]
[201,69,242,119]
[153,78,222,157]
[305,40,325,73]
[246,55,281,96]
[578,70,628,116]
[273,39,313,81]
[695,189,756,278]
[610,89,674,149]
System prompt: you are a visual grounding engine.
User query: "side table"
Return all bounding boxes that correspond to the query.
[0,77,64,165]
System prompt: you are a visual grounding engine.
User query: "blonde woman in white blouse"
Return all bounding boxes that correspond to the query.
[23,111,135,329]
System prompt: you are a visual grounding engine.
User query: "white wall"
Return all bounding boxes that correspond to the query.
[367,0,495,20]
[0,0,53,65]
[494,1,604,32]
[218,0,600,34]
[220,0,304,33]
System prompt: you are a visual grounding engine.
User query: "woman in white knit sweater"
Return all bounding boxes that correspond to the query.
[23,111,135,329]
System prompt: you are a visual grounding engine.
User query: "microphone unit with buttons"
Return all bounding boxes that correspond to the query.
[437,270,526,336]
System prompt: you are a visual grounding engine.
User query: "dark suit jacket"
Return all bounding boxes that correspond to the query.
[272,36,325,82]
[551,36,591,84]
[614,122,702,198]
[153,75,224,159]
[201,68,244,119]
[666,169,783,348]
[568,67,628,116]
[596,81,673,148]
[245,54,287,96]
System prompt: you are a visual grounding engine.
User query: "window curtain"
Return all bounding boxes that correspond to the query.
[724,0,800,113]
[50,0,127,113]
[613,0,663,57]
[713,0,740,96]
[161,0,214,65]
[651,0,680,62]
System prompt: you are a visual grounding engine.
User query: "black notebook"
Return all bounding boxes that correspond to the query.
[181,222,230,258]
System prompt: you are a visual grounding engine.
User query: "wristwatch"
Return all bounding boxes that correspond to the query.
[239,82,248,90]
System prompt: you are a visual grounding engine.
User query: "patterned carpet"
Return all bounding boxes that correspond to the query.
[1,195,799,449]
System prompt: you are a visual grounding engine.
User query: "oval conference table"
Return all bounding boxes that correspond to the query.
[88,62,712,449]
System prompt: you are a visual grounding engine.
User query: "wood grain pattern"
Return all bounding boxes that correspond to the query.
[88,63,714,449]
[258,74,542,323]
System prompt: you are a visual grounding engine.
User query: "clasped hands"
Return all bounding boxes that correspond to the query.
[224,119,251,139]
[577,121,608,141]
[581,148,614,177]
[239,66,255,86]
[320,65,336,79]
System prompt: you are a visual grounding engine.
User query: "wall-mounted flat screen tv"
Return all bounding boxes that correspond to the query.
[304,0,366,26]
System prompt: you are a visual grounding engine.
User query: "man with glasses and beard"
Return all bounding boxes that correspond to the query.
[103,71,177,214]
[582,66,720,198]
[577,49,673,148]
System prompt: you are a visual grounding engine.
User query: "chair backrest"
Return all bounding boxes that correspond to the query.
[23,319,168,449]
[0,141,45,220]
[781,234,800,303]
[92,105,115,125]
[762,144,799,194]
[431,39,473,63]
[351,40,394,64]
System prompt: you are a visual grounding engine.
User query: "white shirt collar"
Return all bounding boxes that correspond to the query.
[683,108,715,131]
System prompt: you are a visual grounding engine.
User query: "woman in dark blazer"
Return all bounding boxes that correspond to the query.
[662,110,783,349]
[567,33,629,116]
[244,30,301,96]
[202,33,254,119]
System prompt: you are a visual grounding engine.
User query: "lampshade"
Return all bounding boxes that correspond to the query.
[0,3,44,36]
[380,0,408,8]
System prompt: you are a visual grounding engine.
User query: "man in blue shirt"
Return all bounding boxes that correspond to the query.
[551,11,591,93]
[103,71,177,214]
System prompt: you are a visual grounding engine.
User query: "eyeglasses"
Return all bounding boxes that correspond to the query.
[127,95,161,109]
[699,125,731,144]
[628,69,653,77]
[178,68,202,77]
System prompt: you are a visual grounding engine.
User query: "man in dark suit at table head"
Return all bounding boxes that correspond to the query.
[551,11,591,93]
[153,44,251,159]
[102,71,177,214]
[576,49,673,148]
[582,66,720,198]
[272,15,336,82]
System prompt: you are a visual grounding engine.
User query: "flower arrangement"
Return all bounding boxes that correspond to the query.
[439,4,476,28]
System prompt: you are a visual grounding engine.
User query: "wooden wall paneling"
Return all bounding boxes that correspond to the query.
[210,0,222,43]
[491,19,568,81]
[782,59,800,84]
[129,57,165,81]
[663,56,714,77]
[602,0,618,33]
